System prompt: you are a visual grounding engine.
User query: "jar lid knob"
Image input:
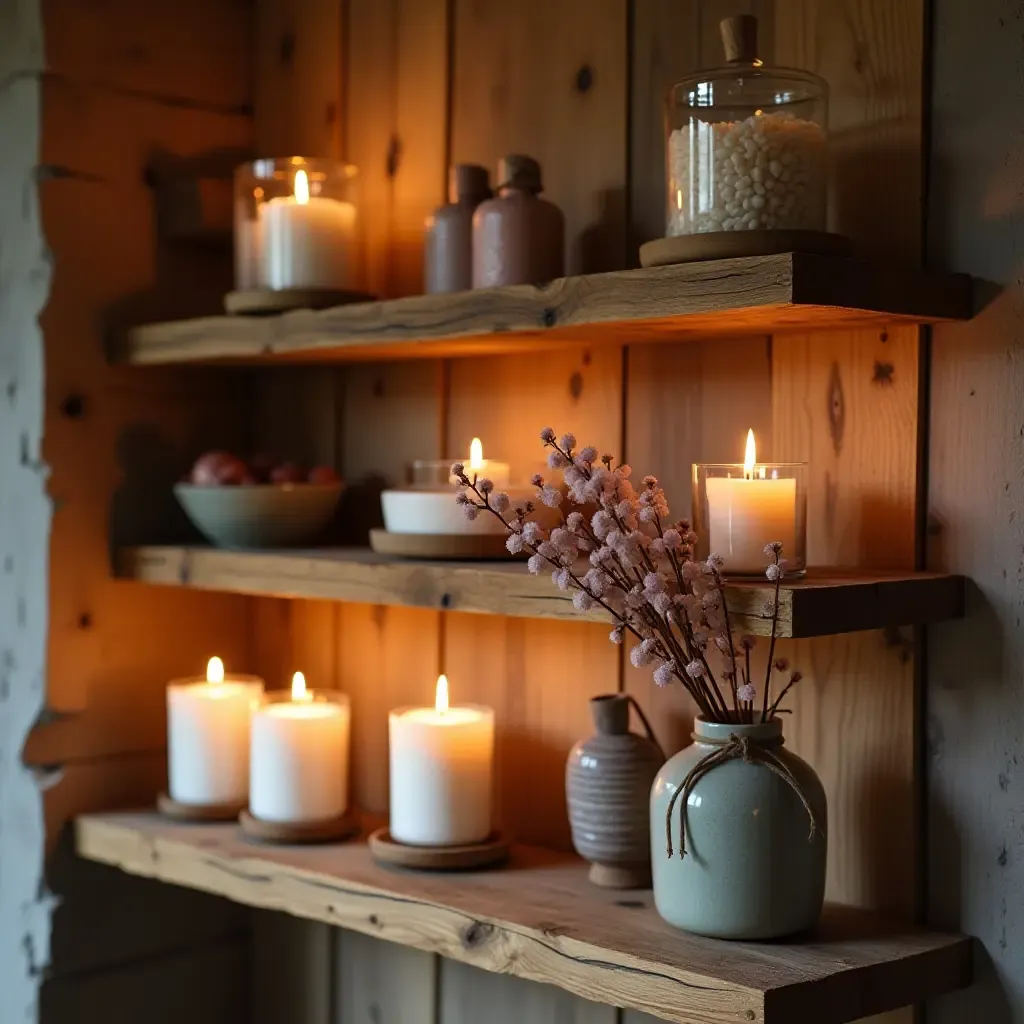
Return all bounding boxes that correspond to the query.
[720,14,759,64]
[449,163,491,203]
[498,154,543,194]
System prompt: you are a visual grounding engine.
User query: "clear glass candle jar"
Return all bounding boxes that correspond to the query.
[234,157,359,291]
[692,463,807,577]
[666,57,827,237]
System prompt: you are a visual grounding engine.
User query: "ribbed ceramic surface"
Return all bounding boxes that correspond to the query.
[566,732,663,866]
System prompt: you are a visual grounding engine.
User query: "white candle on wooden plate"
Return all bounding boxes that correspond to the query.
[166,657,264,807]
[261,168,356,290]
[389,675,494,845]
[250,673,351,823]
[705,430,796,574]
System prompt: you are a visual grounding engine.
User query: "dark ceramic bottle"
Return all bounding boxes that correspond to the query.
[471,155,565,288]
[566,694,665,889]
[424,164,491,294]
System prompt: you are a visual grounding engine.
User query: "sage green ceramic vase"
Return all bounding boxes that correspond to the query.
[650,717,827,939]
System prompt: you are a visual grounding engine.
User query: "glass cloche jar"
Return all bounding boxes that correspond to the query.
[665,16,828,240]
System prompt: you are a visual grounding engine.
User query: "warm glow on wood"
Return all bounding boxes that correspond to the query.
[294,168,310,205]
[206,657,224,684]
[435,674,449,714]
[743,428,757,479]
[291,671,310,702]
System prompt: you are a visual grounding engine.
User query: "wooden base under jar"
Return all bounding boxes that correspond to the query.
[639,230,851,267]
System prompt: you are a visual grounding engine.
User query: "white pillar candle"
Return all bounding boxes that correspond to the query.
[167,658,264,807]
[389,675,494,845]
[704,430,796,574]
[261,168,356,290]
[250,673,351,824]
[449,437,511,487]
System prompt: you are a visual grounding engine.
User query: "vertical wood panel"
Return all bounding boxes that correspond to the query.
[451,0,628,274]
[335,930,436,1024]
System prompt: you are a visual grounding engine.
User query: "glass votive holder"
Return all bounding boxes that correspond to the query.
[692,463,807,577]
[249,688,351,824]
[234,157,359,292]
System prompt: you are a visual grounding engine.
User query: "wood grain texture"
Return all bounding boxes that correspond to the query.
[115,254,973,365]
[75,813,974,1024]
[116,546,964,639]
[346,0,449,298]
[335,930,436,1024]
[451,0,627,275]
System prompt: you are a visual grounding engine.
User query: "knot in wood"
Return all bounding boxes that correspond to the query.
[542,308,557,328]
[575,65,594,92]
[460,921,494,949]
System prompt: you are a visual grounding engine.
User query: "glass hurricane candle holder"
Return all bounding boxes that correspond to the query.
[692,462,807,577]
[234,157,359,292]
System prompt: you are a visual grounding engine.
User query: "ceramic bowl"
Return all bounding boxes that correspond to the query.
[174,483,344,549]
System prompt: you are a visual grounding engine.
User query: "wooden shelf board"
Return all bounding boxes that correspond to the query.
[115,253,973,365]
[76,813,972,1024]
[116,546,965,639]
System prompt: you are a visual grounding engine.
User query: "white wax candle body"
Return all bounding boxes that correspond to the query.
[705,475,796,574]
[167,679,263,806]
[250,699,351,823]
[389,706,494,845]
[261,196,356,290]
[381,485,550,535]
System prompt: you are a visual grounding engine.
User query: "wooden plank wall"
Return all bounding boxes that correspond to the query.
[30,1,262,1019]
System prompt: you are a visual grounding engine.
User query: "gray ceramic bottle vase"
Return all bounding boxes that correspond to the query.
[566,694,665,889]
[471,155,565,288]
[650,716,828,939]
[424,164,492,294]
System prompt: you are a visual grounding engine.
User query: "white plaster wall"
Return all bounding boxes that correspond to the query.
[0,0,53,1020]
[928,1,1024,1021]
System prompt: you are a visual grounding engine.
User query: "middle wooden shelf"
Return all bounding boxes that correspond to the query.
[117,546,965,638]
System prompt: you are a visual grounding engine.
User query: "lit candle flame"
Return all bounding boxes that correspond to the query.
[294,168,310,206]
[206,657,224,684]
[291,671,311,702]
[469,438,484,472]
[435,674,449,715]
[743,429,757,479]
[676,189,683,210]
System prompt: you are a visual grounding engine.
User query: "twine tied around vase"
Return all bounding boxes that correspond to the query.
[665,732,823,859]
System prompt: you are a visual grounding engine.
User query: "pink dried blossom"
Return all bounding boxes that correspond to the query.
[455,490,471,506]
[662,528,682,550]
[582,567,608,596]
[540,427,556,443]
[653,661,675,687]
[552,567,571,590]
[638,506,657,523]
[737,683,756,702]
[773,657,790,672]
[566,510,584,532]
[764,541,784,556]
[530,473,544,487]
[506,533,524,555]
[766,562,784,582]
[739,635,757,651]
[573,590,595,612]
[527,554,544,574]
[685,659,704,680]
[537,541,557,559]
[643,572,664,593]
[681,561,702,582]
[478,477,494,495]
[462,504,479,521]
[521,521,542,544]
[491,492,510,513]
[651,592,673,616]
[643,474,657,487]
[617,464,632,479]
[549,527,576,555]
[451,462,465,477]
[548,450,569,469]
[630,638,658,668]
[609,624,624,645]
[539,485,562,508]
[706,553,725,571]
[649,537,666,557]
[614,498,632,519]
[789,671,803,684]
[558,433,577,450]
[564,465,584,487]
[578,445,598,464]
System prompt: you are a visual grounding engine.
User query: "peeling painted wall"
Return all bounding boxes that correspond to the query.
[0,0,54,1020]
[927,1,1024,1021]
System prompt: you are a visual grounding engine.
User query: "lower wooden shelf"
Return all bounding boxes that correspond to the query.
[115,545,966,639]
[76,813,972,1024]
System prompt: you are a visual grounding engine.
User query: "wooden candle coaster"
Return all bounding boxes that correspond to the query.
[638,230,852,267]
[369,528,516,561]
[368,827,511,871]
[239,809,360,845]
[157,793,245,823]
[224,287,374,316]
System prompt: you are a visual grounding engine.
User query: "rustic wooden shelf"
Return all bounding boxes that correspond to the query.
[116,546,965,639]
[114,253,972,365]
[76,813,972,1024]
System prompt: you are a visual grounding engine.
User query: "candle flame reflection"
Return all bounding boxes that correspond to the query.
[206,657,224,684]
[435,674,449,715]
[291,671,311,702]
[294,169,310,205]
[469,438,484,471]
[743,429,757,479]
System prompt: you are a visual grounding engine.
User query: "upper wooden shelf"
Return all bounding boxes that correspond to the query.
[117,546,965,639]
[77,813,972,1024]
[115,253,972,365]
